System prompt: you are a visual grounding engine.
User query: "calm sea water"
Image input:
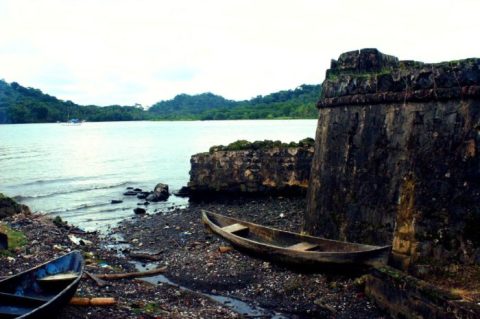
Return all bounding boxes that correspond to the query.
[0,120,317,231]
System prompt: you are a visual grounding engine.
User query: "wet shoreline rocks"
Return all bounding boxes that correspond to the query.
[122,183,170,202]
[0,211,240,318]
[116,196,385,318]
[146,183,170,202]
[0,195,385,318]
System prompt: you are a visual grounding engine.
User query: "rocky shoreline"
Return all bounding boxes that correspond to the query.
[115,196,387,318]
[0,197,387,318]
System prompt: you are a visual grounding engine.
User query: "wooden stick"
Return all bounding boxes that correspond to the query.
[94,267,167,280]
[70,297,116,306]
[85,271,108,287]
[129,252,163,261]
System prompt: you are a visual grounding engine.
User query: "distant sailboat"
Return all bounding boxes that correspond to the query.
[62,110,82,125]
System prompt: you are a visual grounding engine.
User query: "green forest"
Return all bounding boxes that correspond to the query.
[0,79,320,124]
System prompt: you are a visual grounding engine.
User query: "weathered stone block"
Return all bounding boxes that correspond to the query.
[186,139,314,198]
[306,49,480,269]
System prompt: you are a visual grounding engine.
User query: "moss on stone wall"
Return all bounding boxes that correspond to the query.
[209,138,315,154]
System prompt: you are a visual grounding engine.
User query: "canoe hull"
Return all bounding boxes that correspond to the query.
[0,251,84,319]
[202,211,390,267]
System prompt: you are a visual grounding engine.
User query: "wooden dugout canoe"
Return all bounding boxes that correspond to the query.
[0,251,84,318]
[202,211,390,267]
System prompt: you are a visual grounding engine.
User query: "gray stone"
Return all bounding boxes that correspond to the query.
[146,183,169,202]
[133,207,146,214]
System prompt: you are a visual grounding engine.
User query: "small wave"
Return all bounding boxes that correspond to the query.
[94,207,133,214]
[17,177,90,186]
[51,207,133,220]
[83,216,127,223]
[0,154,43,161]
[17,176,129,187]
[13,181,131,201]
[48,202,113,214]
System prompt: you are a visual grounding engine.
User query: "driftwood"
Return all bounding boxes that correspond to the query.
[129,251,163,261]
[94,267,167,280]
[70,297,116,306]
[85,271,108,287]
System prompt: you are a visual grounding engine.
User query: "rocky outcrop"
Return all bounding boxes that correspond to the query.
[0,193,31,219]
[185,139,314,198]
[305,49,480,269]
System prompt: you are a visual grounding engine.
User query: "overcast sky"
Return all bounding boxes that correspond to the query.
[0,0,479,106]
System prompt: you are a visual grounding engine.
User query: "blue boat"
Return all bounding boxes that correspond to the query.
[0,251,84,318]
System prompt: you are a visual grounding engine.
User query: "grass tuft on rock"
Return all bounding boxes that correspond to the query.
[0,223,27,256]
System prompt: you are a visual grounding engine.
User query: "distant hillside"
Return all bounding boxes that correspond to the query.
[148,84,321,120]
[148,93,238,120]
[0,80,149,124]
[0,79,321,123]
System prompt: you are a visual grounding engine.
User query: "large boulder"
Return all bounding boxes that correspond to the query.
[0,193,31,219]
[146,183,170,202]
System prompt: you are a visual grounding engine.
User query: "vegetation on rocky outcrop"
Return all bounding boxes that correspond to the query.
[0,193,30,219]
[208,137,315,154]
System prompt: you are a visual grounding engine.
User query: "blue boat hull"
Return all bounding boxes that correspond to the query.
[0,251,84,318]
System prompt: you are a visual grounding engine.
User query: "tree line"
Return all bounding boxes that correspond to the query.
[0,79,320,124]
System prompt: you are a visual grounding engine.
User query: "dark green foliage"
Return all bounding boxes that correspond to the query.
[209,137,315,154]
[0,79,150,124]
[52,215,68,228]
[0,79,321,123]
[148,93,238,119]
[298,137,315,147]
[149,84,321,120]
[0,193,28,219]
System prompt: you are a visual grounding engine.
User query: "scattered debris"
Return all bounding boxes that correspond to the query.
[0,212,238,318]
[118,197,384,318]
[218,246,232,253]
[68,234,93,246]
[129,249,163,261]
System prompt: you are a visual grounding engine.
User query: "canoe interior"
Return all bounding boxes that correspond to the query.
[0,251,83,319]
[205,211,386,253]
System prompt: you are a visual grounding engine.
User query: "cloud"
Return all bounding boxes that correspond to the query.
[0,0,479,106]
